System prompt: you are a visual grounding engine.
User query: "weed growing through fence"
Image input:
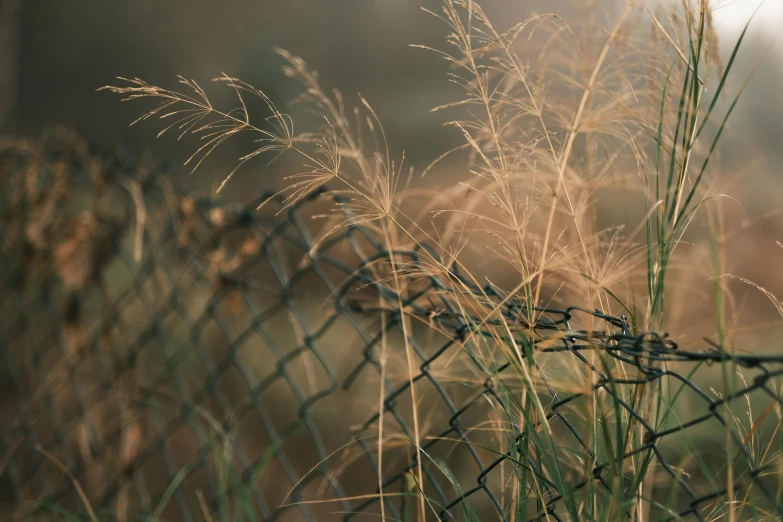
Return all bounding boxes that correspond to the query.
[96,0,777,520]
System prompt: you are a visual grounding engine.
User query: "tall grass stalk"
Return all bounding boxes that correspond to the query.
[646,1,755,331]
[100,0,763,520]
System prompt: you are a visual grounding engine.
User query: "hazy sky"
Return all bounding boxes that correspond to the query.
[712,0,783,26]
[710,0,783,56]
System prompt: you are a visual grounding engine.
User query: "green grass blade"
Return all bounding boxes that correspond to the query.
[693,9,758,142]
[674,80,749,231]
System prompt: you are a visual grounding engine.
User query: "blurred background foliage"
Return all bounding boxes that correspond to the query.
[2,0,783,345]
[4,1,779,179]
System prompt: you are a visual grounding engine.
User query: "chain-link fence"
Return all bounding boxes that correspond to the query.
[1,133,782,521]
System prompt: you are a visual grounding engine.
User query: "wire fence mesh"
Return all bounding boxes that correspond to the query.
[1,133,782,521]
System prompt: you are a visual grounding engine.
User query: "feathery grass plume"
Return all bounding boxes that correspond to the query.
[101,0,764,519]
[103,50,438,521]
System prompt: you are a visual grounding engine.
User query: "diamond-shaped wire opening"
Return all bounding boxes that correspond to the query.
[3,142,783,522]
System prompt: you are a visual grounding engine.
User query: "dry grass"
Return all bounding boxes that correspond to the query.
[2,0,781,521]
[99,0,781,519]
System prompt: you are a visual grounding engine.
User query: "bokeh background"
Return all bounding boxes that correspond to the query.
[7,0,782,341]
[3,0,781,185]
